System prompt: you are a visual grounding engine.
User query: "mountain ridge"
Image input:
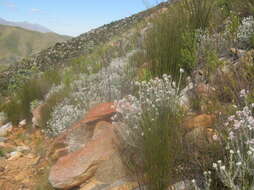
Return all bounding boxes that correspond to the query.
[0,17,53,33]
[0,24,71,67]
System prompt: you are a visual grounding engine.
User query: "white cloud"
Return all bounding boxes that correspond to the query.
[31,8,41,13]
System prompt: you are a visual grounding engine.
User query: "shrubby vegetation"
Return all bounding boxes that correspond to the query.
[113,73,185,190]
[1,0,254,189]
[144,0,217,80]
[46,51,136,135]
[0,70,61,124]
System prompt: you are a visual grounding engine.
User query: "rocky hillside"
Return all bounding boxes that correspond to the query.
[0,24,71,67]
[0,2,168,92]
[1,0,254,190]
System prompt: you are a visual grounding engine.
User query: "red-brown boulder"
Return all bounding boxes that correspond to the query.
[49,121,120,189]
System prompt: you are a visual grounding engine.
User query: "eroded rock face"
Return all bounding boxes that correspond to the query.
[47,102,116,162]
[82,102,116,124]
[47,121,93,162]
[49,121,125,189]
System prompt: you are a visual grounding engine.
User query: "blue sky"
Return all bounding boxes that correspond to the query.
[0,0,165,36]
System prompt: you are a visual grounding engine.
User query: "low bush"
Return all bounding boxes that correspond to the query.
[237,16,254,49]
[2,70,62,125]
[114,74,185,190]
[46,52,136,136]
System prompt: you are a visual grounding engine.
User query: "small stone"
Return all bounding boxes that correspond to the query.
[26,153,36,159]
[0,137,7,142]
[0,122,13,137]
[8,151,22,161]
[19,120,27,127]
[0,166,5,172]
[16,146,30,152]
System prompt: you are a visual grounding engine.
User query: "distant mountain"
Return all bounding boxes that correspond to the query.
[0,24,71,67]
[0,17,53,33]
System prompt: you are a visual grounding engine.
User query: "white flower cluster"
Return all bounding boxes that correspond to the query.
[46,98,84,136]
[197,16,254,57]
[113,74,180,147]
[210,104,254,189]
[237,16,254,48]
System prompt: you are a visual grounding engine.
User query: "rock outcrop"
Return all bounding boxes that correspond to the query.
[48,102,129,189]
[49,121,126,189]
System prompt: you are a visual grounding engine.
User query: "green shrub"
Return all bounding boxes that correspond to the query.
[43,69,61,85]
[0,148,5,157]
[183,0,217,30]
[3,97,22,125]
[144,0,217,80]
[139,106,184,190]
[145,7,188,79]
[71,55,102,75]
[218,0,254,16]
[3,70,62,124]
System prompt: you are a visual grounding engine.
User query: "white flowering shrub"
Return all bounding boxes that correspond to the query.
[114,73,184,190]
[46,99,84,136]
[211,104,254,190]
[237,16,254,48]
[114,74,181,147]
[46,52,136,136]
[195,100,254,190]
[197,16,254,58]
[196,20,239,59]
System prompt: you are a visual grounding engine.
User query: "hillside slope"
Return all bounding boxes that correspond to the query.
[0,25,71,66]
